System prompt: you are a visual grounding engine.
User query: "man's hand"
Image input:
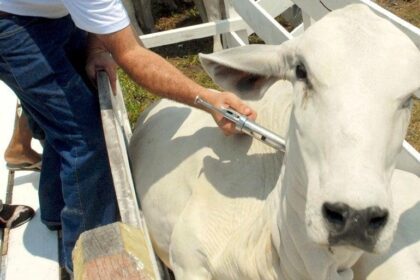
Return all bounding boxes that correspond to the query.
[203,91,257,136]
[86,34,118,94]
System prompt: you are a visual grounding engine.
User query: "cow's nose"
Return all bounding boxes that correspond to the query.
[322,202,388,251]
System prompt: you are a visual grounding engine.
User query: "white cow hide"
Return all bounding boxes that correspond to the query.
[129,4,420,280]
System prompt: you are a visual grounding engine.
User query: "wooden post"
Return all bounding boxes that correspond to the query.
[72,72,163,280]
[73,222,155,280]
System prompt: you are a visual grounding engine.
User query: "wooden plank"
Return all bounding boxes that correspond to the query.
[111,79,133,144]
[97,72,141,227]
[96,72,162,279]
[233,0,293,44]
[73,222,156,280]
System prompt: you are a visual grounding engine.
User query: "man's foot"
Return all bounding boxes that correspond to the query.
[0,204,35,229]
[5,149,41,171]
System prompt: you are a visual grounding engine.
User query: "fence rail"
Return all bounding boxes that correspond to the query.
[139,0,420,51]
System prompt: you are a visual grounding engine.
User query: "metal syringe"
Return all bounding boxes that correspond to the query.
[195,96,286,151]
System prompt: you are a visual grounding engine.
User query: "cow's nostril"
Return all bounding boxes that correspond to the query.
[367,208,388,231]
[324,208,344,224]
[322,202,349,230]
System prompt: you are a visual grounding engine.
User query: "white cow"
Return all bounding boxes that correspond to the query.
[129,4,420,279]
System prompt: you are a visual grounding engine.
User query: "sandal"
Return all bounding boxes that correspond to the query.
[6,161,42,172]
[0,203,35,229]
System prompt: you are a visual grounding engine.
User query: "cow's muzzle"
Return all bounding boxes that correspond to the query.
[322,202,388,251]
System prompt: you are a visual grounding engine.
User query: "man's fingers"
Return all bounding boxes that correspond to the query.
[205,91,257,135]
[223,93,257,121]
[86,65,96,87]
[218,118,236,136]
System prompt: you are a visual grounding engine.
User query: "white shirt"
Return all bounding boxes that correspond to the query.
[0,0,130,34]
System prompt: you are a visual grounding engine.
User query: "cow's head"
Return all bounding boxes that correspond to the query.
[199,4,420,254]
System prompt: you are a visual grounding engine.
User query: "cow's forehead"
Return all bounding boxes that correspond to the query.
[294,5,420,97]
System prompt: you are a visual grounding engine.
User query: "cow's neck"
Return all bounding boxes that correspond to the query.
[269,148,363,280]
[213,188,281,280]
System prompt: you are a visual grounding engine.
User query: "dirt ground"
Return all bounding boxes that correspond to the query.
[120,0,420,151]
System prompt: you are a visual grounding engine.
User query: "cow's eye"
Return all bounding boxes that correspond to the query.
[296,64,307,80]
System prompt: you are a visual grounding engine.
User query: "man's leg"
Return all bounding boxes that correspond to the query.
[0,15,119,271]
[4,103,41,171]
[22,105,46,142]
[38,140,63,231]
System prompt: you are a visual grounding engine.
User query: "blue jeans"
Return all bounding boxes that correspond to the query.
[0,15,119,271]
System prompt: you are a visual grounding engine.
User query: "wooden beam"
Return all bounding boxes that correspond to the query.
[72,72,163,280]
[97,72,142,227]
[73,222,156,280]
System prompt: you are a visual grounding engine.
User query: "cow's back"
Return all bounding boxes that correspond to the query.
[129,80,293,266]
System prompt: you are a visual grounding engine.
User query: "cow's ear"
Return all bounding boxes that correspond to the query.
[199,44,292,100]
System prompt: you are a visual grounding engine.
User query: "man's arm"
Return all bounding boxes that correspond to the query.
[88,25,256,135]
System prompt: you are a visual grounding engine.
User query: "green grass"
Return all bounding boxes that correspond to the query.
[118,69,158,127]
